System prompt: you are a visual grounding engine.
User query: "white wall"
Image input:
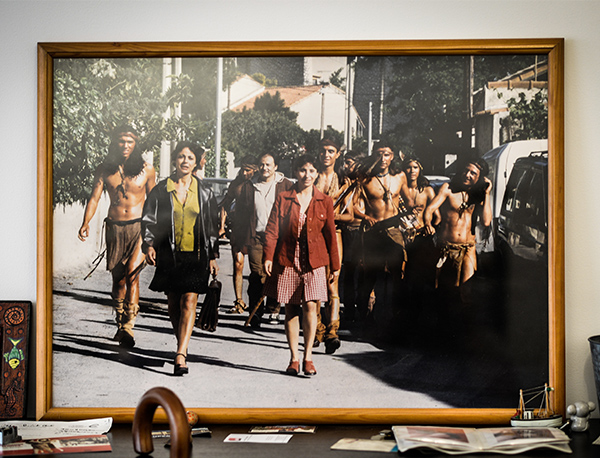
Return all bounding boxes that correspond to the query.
[1,0,599,415]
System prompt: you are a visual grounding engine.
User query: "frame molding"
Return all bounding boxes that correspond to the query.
[37,39,564,423]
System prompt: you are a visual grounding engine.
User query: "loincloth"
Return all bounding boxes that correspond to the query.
[435,241,475,288]
[361,226,407,276]
[105,218,143,272]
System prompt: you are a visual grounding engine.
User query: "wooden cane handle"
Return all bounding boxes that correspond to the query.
[132,387,191,458]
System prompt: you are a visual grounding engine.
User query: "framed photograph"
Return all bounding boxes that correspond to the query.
[37,39,564,423]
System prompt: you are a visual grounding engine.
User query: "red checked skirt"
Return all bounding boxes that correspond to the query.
[264,212,328,305]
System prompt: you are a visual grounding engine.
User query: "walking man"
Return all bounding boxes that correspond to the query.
[314,139,352,353]
[78,125,156,348]
[423,156,492,294]
[353,144,412,332]
[233,152,293,327]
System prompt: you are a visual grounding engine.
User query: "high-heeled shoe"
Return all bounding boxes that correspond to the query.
[302,360,317,376]
[174,352,188,376]
[285,360,300,376]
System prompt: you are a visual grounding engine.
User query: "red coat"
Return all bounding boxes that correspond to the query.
[263,186,341,272]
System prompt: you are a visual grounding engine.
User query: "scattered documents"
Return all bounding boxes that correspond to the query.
[152,427,211,438]
[0,418,112,441]
[0,434,111,455]
[331,438,398,452]
[224,434,292,443]
[249,425,316,433]
[392,425,571,455]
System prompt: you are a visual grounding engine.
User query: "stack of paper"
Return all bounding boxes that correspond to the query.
[392,425,571,455]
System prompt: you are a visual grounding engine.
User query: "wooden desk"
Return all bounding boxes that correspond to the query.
[22,421,600,457]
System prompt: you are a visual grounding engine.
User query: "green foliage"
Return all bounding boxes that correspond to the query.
[221,108,305,165]
[53,58,208,207]
[329,67,346,89]
[501,90,548,141]
[356,54,546,169]
[251,72,278,87]
[380,55,467,157]
[253,92,298,122]
[302,128,345,156]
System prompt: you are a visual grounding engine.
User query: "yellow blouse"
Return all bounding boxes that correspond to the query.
[167,178,200,252]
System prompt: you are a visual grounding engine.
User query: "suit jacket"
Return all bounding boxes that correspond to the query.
[263,185,341,272]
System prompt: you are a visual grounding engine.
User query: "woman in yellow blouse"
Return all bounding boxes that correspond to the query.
[142,142,220,376]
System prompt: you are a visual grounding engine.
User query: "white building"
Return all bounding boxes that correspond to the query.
[228,79,364,137]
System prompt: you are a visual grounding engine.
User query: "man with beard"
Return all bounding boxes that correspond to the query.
[78,125,156,348]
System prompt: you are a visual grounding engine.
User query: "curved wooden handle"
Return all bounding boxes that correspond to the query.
[132,387,191,458]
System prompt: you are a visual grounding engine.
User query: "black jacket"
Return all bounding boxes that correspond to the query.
[142,176,220,274]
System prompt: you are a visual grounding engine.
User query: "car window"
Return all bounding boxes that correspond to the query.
[528,170,546,227]
[503,167,529,213]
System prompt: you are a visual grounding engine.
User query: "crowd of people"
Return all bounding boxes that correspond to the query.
[78,125,492,378]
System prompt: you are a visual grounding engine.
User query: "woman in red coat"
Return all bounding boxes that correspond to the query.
[263,154,341,376]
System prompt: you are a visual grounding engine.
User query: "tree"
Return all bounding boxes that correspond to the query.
[352,54,546,172]
[221,108,305,169]
[501,90,548,141]
[302,128,345,156]
[329,67,346,89]
[253,91,297,122]
[53,58,204,207]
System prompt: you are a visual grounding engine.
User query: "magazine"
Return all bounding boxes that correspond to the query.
[392,426,571,455]
[0,434,111,455]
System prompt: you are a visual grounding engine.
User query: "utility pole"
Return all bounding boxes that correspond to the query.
[368,102,373,155]
[320,85,326,139]
[345,57,355,151]
[159,58,173,180]
[379,59,385,135]
[215,57,223,178]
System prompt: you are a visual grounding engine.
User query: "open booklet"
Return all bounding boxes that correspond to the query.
[392,426,571,455]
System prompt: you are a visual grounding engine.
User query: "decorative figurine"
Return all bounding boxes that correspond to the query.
[0,426,20,445]
[511,384,562,427]
[566,400,596,432]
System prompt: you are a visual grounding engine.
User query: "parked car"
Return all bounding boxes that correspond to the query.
[202,177,233,205]
[203,177,233,243]
[496,151,548,265]
[483,139,548,222]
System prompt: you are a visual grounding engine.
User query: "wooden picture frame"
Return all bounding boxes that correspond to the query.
[37,39,564,423]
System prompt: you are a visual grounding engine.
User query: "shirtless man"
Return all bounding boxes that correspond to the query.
[338,150,366,323]
[313,139,350,354]
[423,157,492,292]
[400,157,440,323]
[78,126,156,348]
[354,144,411,327]
[401,157,437,228]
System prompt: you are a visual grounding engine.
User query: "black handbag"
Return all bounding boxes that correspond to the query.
[197,275,221,332]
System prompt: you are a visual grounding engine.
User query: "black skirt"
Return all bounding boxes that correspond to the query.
[149,251,209,295]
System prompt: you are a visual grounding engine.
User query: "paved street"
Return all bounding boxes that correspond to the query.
[51,244,544,412]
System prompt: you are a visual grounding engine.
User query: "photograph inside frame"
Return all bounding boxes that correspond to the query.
[50,53,550,410]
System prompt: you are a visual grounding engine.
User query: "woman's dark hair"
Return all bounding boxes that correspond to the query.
[292,154,318,174]
[403,156,430,192]
[171,141,205,170]
[103,125,145,177]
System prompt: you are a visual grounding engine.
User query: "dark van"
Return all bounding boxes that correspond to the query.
[496,151,548,265]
